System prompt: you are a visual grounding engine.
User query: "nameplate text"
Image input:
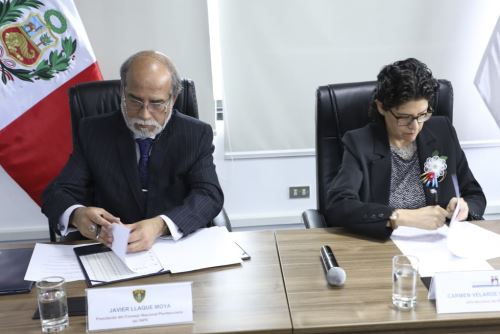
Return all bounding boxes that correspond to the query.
[86,281,192,331]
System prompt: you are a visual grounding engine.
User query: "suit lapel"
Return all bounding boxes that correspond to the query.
[369,123,392,204]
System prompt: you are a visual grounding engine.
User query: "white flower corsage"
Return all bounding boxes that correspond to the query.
[420,150,447,188]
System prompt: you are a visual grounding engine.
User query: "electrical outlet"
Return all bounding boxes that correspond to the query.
[289,186,310,199]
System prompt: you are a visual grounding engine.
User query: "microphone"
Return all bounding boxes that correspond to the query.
[320,245,346,286]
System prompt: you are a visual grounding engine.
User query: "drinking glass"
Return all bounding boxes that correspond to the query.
[392,255,419,310]
[36,276,69,332]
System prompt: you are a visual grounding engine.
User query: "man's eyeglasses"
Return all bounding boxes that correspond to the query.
[388,107,433,127]
[124,95,170,114]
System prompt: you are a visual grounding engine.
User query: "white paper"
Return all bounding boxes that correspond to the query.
[79,250,163,284]
[114,226,242,275]
[24,243,86,282]
[110,223,130,263]
[86,282,193,331]
[109,223,163,274]
[447,221,500,260]
[152,226,243,273]
[79,251,141,284]
[391,226,493,277]
[25,227,243,285]
[78,226,242,284]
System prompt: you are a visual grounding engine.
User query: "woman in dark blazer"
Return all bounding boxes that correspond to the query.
[325,58,486,240]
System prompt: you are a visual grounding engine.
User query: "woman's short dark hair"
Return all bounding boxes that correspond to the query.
[369,58,439,122]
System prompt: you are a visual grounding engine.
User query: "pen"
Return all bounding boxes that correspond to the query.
[430,188,438,206]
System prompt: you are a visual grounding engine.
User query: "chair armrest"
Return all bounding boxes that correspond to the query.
[302,209,327,229]
[212,208,232,232]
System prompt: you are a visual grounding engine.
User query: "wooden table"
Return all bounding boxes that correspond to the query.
[0,231,292,334]
[275,221,500,334]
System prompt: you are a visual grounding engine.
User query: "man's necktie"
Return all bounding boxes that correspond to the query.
[136,138,153,190]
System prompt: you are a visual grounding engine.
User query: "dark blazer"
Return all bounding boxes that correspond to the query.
[325,116,486,240]
[42,110,224,236]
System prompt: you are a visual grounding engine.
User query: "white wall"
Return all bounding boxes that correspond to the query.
[214,123,316,228]
[0,167,49,241]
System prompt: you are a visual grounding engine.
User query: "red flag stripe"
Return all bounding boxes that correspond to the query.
[0,63,102,204]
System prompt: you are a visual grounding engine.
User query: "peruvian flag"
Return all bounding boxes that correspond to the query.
[0,0,101,204]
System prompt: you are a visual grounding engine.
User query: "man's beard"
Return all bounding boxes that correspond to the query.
[121,97,170,138]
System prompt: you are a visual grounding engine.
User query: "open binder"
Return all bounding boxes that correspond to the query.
[74,243,166,287]
[74,226,250,287]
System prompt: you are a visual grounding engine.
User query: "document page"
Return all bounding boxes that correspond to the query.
[447,220,500,260]
[153,226,243,273]
[24,243,86,282]
[120,249,163,273]
[109,223,130,263]
[79,250,163,284]
[391,226,493,277]
[106,223,163,274]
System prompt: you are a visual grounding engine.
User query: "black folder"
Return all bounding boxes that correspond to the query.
[0,248,34,295]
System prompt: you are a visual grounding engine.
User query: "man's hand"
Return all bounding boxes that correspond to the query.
[71,207,119,246]
[126,217,169,253]
[393,206,449,230]
[446,197,469,221]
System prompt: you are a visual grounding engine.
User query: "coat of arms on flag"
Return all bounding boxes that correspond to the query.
[0,2,77,84]
[0,0,102,206]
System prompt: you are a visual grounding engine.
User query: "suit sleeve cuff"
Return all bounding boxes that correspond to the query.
[159,215,183,241]
[59,204,84,236]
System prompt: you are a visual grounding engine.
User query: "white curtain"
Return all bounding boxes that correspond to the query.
[75,0,215,127]
[219,0,500,156]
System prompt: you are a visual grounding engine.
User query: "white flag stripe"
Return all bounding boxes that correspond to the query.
[0,0,96,130]
[475,16,500,129]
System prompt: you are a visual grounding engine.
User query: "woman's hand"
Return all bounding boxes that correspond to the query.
[393,206,448,230]
[446,197,469,221]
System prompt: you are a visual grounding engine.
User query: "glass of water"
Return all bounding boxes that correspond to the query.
[392,255,419,310]
[36,276,69,332]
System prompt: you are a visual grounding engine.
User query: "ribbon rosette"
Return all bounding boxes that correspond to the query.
[420,151,447,188]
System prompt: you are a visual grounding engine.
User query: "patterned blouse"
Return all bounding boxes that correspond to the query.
[388,142,426,209]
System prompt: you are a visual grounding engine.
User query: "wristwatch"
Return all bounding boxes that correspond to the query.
[389,210,399,230]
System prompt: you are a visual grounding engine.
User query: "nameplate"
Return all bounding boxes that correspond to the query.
[430,270,500,314]
[86,282,193,331]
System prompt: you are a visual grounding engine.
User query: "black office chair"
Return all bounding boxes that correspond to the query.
[302,79,454,229]
[48,79,231,242]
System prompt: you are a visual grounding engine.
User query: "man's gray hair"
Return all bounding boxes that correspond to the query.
[120,50,183,98]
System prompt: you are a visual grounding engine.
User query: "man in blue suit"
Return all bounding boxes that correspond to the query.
[42,50,224,252]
